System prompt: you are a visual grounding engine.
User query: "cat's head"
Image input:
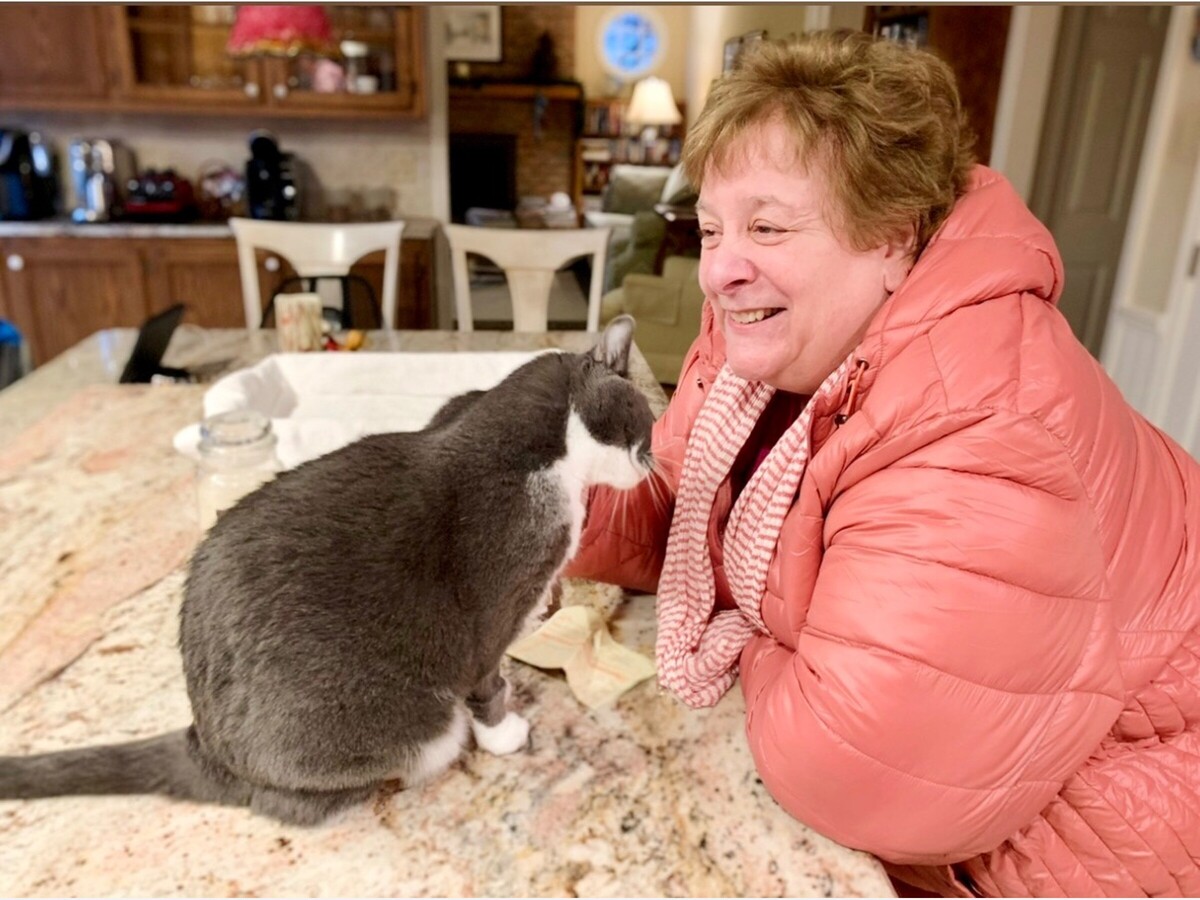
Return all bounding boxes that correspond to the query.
[565,314,656,491]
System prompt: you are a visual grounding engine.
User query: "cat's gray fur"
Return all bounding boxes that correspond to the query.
[0,315,654,824]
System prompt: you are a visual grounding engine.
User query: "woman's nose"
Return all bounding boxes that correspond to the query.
[700,237,757,295]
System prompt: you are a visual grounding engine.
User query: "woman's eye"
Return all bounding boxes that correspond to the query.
[698,226,720,246]
[752,222,782,235]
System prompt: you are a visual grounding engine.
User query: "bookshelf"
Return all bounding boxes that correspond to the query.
[573,97,686,213]
[863,5,1011,164]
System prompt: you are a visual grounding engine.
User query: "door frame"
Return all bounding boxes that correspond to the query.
[1097,6,1200,436]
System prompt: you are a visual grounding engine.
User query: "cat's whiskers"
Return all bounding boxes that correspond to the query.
[646,466,669,518]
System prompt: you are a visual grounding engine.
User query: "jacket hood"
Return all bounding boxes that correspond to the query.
[860,165,1065,369]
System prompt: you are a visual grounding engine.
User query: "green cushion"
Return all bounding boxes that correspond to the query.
[602,165,673,215]
[661,164,698,207]
[606,210,667,291]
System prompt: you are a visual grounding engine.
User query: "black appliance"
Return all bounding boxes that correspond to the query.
[245,130,300,221]
[0,129,58,221]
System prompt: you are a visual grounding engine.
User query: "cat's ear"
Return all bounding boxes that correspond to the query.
[591,314,635,377]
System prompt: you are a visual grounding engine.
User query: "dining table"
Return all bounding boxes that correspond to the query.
[0,325,895,897]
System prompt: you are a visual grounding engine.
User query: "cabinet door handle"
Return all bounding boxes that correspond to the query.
[273,84,289,100]
[264,256,281,272]
[5,254,24,272]
[244,82,260,98]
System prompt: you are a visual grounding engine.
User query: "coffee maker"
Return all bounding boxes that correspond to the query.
[69,138,137,223]
[0,129,58,221]
[245,130,300,221]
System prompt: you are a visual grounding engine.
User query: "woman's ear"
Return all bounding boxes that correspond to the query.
[882,224,918,294]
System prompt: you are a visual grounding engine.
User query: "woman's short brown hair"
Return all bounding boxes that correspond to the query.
[682,30,975,256]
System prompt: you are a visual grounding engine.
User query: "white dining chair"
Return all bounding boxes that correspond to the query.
[444,224,612,332]
[229,218,406,330]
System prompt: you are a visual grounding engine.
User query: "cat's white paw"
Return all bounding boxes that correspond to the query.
[472,711,530,755]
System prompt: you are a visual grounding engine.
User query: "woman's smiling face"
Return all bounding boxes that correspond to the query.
[696,119,913,394]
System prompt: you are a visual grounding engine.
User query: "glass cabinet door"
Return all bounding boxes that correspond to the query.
[265,6,424,116]
[111,4,424,117]
[115,5,265,104]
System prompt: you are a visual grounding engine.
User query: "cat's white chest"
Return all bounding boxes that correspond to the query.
[526,409,637,562]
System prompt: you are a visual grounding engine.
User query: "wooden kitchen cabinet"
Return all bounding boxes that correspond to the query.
[142,239,293,328]
[0,6,110,104]
[107,4,426,119]
[0,4,425,119]
[105,5,265,111]
[2,239,148,366]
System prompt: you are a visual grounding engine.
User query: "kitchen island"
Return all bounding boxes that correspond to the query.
[0,328,895,897]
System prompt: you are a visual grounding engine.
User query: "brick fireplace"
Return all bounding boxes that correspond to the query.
[446,6,581,214]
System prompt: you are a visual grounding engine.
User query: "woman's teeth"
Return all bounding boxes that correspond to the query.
[728,308,780,324]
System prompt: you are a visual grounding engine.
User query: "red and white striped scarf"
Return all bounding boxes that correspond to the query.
[655,354,857,708]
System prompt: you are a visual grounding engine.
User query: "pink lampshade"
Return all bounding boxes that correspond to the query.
[226,5,334,57]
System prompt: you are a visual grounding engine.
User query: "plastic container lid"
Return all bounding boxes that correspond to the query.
[199,409,275,454]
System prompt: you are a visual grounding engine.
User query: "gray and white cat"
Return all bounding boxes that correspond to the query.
[0,315,655,825]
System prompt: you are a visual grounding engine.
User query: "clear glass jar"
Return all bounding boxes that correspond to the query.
[196,410,280,529]
[340,39,370,93]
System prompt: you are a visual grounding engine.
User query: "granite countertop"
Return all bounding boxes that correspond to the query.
[0,328,895,897]
[0,216,440,241]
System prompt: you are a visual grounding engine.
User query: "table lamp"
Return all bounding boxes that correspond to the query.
[625,76,682,143]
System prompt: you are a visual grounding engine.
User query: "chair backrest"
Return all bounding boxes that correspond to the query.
[228,218,405,330]
[444,224,612,332]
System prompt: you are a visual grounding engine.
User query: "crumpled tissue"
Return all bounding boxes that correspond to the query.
[506,605,656,709]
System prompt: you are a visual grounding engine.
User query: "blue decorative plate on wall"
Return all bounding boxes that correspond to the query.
[598,10,664,80]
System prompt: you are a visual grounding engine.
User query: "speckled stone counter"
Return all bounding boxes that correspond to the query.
[0,329,895,897]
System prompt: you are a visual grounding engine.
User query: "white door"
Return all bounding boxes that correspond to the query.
[1030,7,1171,357]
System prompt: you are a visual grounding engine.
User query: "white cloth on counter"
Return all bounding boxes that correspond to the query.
[173,350,551,469]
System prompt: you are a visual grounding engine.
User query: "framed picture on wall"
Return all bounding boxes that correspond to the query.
[724,29,767,73]
[444,5,502,62]
[740,29,767,60]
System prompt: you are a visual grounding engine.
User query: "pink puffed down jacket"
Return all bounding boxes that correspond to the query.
[565,166,1200,896]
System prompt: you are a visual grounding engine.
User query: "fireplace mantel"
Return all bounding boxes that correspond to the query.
[449,81,584,102]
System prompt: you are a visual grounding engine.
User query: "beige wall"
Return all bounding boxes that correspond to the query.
[720,4,810,42]
[17,112,437,219]
[828,4,867,31]
[681,4,865,126]
[574,6,690,101]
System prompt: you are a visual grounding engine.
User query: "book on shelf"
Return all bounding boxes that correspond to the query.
[579,137,613,162]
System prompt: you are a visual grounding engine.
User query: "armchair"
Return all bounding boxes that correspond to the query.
[600,255,704,385]
[585,164,697,292]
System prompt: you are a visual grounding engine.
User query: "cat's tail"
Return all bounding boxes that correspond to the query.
[0,728,373,824]
[0,728,247,805]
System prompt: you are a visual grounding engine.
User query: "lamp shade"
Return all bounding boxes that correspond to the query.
[625,76,682,127]
[226,5,334,57]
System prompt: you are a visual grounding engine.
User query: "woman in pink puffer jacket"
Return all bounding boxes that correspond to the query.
[566,32,1200,897]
